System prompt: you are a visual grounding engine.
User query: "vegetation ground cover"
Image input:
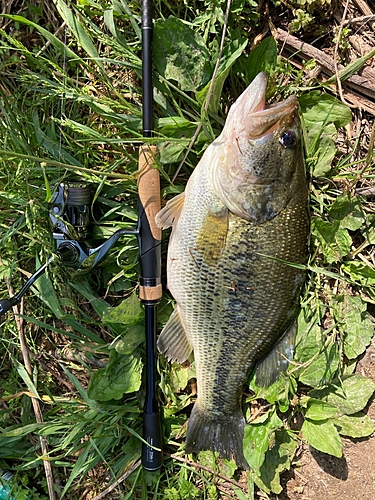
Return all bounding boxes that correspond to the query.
[0,0,374,498]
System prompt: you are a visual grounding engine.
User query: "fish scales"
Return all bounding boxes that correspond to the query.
[156,72,309,469]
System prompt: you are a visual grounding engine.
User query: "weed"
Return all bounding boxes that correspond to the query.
[0,1,374,498]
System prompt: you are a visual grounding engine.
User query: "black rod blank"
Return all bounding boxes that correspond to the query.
[139,0,163,471]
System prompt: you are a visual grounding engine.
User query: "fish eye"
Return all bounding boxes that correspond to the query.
[279,130,296,148]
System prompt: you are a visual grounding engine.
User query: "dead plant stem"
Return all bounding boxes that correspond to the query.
[334,0,355,108]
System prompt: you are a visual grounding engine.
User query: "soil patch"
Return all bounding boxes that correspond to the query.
[278,334,375,500]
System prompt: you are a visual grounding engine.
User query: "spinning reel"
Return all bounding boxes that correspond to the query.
[0,181,137,315]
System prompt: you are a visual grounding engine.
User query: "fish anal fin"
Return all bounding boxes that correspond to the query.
[255,320,297,388]
[157,306,192,363]
[185,401,249,470]
[155,192,185,230]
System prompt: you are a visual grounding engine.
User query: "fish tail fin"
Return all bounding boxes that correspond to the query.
[185,402,249,469]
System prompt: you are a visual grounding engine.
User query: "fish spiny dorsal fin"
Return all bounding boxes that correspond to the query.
[157,306,193,363]
[155,192,185,230]
[255,320,297,387]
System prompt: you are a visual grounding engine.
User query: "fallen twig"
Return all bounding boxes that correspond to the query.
[276,28,375,114]
[352,0,375,30]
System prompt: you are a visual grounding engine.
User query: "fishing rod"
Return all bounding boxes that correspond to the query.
[138,0,163,471]
[0,0,163,472]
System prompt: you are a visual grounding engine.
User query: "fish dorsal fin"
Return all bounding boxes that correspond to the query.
[255,320,297,387]
[155,192,185,230]
[157,305,193,363]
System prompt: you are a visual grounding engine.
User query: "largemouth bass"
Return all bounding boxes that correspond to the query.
[155,72,309,469]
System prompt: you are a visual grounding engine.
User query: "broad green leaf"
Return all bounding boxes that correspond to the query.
[154,16,212,92]
[311,218,351,263]
[250,372,295,408]
[295,310,322,357]
[159,141,188,164]
[300,92,352,129]
[115,323,144,354]
[245,37,278,84]
[307,128,336,177]
[169,363,194,392]
[243,421,270,471]
[34,256,64,319]
[88,350,142,401]
[300,92,351,176]
[341,261,375,286]
[333,413,375,438]
[244,409,283,472]
[329,194,365,230]
[102,292,144,327]
[302,418,342,457]
[331,295,373,359]
[259,429,298,494]
[295,311,339,387]
[326,375,375,416]
[310,375,375,416]
[303,398,338,420]
[297,342,340,388]
[159,116,196,135]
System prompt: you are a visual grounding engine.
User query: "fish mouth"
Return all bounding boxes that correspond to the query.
[230,73,299,139]
[248,96,299,139]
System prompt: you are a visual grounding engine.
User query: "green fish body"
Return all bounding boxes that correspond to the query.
[155,73,309,469]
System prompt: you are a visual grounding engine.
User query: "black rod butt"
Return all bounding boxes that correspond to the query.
[142,412,163,471]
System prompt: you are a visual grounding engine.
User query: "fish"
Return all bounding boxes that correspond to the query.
[155,72,309,469]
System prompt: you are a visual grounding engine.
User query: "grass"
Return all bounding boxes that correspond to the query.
[0,0,374,498]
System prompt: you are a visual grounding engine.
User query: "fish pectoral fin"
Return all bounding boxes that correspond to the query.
[255,320,297,388]
[155,192,185,229]
[157,306,193,363]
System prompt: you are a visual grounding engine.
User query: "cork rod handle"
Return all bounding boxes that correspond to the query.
[137,145,162,303]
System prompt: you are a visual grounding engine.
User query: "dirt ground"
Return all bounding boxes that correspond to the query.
[277,332,375,500]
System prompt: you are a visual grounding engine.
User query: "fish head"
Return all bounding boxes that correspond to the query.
[210,72,305,223]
